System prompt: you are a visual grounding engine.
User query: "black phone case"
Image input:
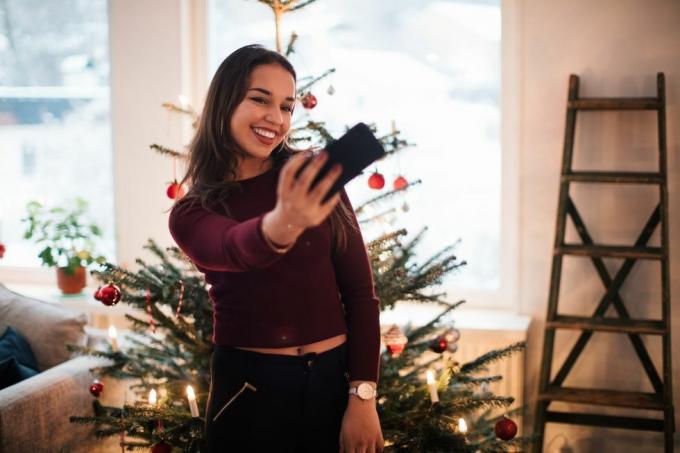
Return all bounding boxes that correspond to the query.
[296,122,386,203]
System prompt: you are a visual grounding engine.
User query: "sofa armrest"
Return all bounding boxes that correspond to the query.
[0,355,124,453]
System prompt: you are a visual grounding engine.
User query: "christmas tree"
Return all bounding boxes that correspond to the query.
[69,1,531,451]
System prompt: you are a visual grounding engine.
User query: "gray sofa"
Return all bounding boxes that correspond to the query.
[0,284,128,453]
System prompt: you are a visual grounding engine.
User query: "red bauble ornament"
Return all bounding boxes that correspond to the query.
[368,171,385,190]
[166,180,185,200]
[301,93,317,109]
[89,379,104,397]
[98,283,122,306]
[495,416,518,441]
[93,286,102,301]
[428,336,448,353]
[393,175,408,190]
[385,343,405,356]
[151,442,173,453]
[383,324,407,357]
[0,243,5,259]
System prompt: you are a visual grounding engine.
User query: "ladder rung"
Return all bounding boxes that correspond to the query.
[556,244,663,260]
[545,411,665,432]
[563,171,662,184]
[569,98,661,110]
[539,386,666,410]
[547,315,667,335]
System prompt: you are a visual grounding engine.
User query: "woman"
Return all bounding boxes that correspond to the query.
[168,44,384,453]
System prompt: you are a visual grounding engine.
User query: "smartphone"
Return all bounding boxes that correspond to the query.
[295,122,386,203]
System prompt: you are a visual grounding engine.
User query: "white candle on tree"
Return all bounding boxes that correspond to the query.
[426,370,439,403]
[148,389,157,406]
[458,418,467,434]
[149,388,162,431]
[108,326,119,352]
[186,385,199,417]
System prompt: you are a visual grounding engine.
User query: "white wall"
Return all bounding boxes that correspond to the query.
[109,0,196,269]
[518,0,680,451]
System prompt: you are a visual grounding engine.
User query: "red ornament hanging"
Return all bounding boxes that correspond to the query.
[301,93,317,109]
[368,171,385,190]
[383,324,407,357]
[89,379,104,397]
[428,336,448,353]
[0,243,5,259]
[393,175,408,190]
[444,327,461,353]
[93,287,102,301]
[150,442,173,453]
[166,180,185,200]
[495,416,518,441]
[97,283,122,306]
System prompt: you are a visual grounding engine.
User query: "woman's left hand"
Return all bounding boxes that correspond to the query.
[339,400,384,453]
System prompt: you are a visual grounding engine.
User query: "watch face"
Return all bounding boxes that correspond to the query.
[357,383,374,399]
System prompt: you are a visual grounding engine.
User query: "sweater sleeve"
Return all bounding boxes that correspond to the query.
[168,199,288,272]
[332,189,381,384]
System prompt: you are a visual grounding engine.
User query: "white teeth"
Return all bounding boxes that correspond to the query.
[253,127,276,139]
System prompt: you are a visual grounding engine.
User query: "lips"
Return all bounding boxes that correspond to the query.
[251,128,275,146]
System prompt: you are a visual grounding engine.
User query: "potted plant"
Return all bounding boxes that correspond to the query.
[22,198,108,294]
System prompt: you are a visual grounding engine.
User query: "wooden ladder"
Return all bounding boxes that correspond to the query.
[532,73,675,452]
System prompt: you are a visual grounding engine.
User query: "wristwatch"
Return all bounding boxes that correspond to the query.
[348,382,378,400]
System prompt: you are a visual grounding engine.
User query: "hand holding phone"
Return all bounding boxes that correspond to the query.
[295,122,386,202]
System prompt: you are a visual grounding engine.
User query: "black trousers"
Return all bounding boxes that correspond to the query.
[205,342,350,453]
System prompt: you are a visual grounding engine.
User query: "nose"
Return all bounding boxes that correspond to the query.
[265,104,283,125]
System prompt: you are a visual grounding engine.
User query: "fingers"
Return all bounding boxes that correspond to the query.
[320,192,342,215]
[278,152,312,195]
[309,163,343,204]
[294,150,328,196]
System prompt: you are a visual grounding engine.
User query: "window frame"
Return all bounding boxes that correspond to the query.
[0,0,522,312]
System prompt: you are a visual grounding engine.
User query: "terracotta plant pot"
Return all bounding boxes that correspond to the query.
[56,266,87,294]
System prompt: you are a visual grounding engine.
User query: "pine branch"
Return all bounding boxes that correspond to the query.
[150,143,185,159]
[284,31,298,57]
[354,181,422,214]
[460,342,526,375]
[297,68,336,94]
[288,0,318,12]
[405,299,465,342]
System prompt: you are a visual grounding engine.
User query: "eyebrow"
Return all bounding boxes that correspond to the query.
[248,87,296,102]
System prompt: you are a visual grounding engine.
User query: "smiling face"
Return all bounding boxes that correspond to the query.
[229,63,296,165]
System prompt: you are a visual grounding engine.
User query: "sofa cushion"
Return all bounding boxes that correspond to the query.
[0,284,88,371]
[0,356,38,390]
[0,326,39,370]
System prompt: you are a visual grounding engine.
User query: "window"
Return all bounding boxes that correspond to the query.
[209,0,502,295]
[0,0,115,269]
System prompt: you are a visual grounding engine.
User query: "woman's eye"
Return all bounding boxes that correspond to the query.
[250,97,267,104]
[282,106,293,113]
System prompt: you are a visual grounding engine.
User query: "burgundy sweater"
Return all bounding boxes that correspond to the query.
[168,166,381,383]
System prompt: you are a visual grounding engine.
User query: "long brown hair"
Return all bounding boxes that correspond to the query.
[175,44,355,254]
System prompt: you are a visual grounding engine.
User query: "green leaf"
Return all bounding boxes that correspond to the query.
[38,247,55,267]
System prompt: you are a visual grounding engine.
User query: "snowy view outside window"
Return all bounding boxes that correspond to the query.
[209,0,501,291]
[0,0,115,269]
